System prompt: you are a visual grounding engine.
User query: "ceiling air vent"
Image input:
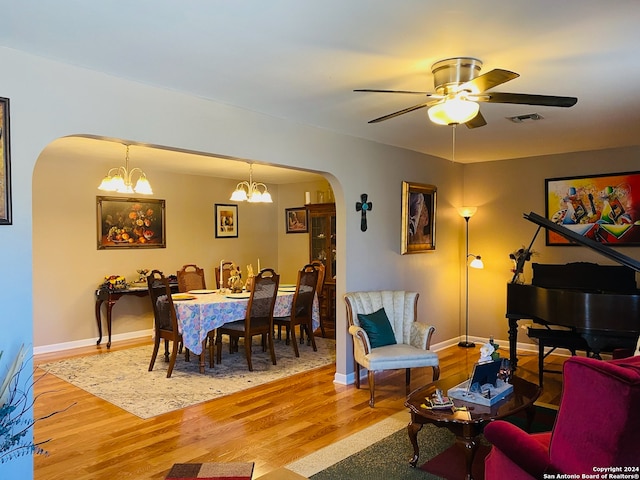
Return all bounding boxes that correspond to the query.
[507,113,543,123]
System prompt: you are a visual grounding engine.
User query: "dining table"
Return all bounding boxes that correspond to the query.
[172,286,320,372]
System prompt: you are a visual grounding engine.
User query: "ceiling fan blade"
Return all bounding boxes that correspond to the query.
[460,69,519,94]
[477,92,578,107]
[465,111,487,129]
[367,100,438,123]
[354,88,437,96]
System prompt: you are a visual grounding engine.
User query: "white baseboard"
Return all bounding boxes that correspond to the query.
[33,329,153,355]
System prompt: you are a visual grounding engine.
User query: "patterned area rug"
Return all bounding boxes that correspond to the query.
[39,337,335,419]
[165,462,254,479]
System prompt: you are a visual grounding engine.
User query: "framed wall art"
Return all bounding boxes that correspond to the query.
[545,171,640,246]
[401,181,437,254]
[0,97,11,225]
[97,197,166,249]
[215,203,238,238]
[285,207,308,233]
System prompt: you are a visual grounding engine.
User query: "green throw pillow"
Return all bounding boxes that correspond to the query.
[357,308,396,348]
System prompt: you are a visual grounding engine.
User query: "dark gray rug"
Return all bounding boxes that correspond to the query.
[310,424,455,480]
[309,406,557,480]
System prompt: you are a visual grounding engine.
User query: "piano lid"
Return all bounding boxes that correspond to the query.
[523,211,640,274]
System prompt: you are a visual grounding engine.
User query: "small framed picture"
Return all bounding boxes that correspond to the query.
[215,203,238,238]
[401,181,437,254]
[285,207,308,233]
[97,197,166,249]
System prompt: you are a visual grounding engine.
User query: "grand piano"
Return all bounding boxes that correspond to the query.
[506,211,640,370]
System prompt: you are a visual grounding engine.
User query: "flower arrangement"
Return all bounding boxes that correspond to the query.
[101,275,127,290]
[479,337,500,363]
[0,345,74,463]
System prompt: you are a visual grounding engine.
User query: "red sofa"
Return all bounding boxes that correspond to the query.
[484,355,640,479]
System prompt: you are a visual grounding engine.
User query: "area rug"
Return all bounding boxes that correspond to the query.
[39,337,335,419]
[165,462,254,479]
[288,405,557,480]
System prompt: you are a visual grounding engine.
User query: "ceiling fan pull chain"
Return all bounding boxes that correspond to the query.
[451,124,456,163]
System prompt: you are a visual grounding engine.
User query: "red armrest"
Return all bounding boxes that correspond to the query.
[484,420,552,478]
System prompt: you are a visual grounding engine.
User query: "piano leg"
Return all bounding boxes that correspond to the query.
[508,318,519,371]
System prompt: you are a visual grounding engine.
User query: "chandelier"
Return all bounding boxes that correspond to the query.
[98,145,153,195]
[230,164,272,203]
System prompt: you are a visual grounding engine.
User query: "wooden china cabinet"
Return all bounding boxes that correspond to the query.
[307,203,336,330]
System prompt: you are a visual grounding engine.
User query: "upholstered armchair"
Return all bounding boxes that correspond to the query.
[345,291,440,407]
[484,355,640,479]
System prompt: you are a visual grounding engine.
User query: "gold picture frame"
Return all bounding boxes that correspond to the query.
[0,97,11,225]
[401,181,437,254]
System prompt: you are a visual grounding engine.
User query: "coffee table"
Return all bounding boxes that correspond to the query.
[405,372,540,480]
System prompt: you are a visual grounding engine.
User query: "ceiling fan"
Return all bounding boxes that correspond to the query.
[355,57,577,128]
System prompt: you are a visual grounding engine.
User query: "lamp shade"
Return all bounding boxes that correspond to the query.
[457,206,478,218]
[470,255,484,269]
[428,98,480,125]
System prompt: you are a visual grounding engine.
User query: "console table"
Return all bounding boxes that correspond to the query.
[95,283,178,348]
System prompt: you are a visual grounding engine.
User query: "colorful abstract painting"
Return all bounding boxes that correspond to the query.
[545,171,640,245]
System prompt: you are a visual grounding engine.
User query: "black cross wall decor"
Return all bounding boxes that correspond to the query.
[355,193,372,232]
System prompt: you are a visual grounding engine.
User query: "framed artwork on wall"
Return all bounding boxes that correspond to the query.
[401,181,437,254]
[545,171,640,245]
[285,207,308,233]
[215,203,238,238]
[97,197,166,249]
[0,97,11,225]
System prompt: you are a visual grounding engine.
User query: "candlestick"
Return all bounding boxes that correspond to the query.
[219,259,225,292]
[257,258,261,272]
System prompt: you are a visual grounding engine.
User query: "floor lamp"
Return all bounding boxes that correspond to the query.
[458,206,484,348]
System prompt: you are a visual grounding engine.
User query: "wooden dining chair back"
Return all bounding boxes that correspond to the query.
[176,264,206,292]
[310,260,326,337]
[147,269,188,378]
[214,261,235,289]
[215,268,280,371]
[274,264,319,357]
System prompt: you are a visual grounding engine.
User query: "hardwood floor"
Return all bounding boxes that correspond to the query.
[33,338,567,480]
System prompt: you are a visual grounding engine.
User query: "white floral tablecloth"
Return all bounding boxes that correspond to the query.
[173,291,319,354]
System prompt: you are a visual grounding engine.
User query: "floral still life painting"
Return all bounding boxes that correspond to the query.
[97,197,166,249]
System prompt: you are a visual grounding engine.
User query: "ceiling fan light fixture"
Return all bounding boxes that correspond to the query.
[428,98,480,126]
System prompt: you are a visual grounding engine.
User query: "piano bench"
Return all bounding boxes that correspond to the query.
[527,327,591,386]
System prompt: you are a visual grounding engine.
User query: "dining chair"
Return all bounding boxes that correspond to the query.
[177,263,216,357]
[214,261,235,289]
[176,264,206,292]
[147,269,190,378]
[311,260,326,338]
[214,268,280,371]
[273,264,319,357]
